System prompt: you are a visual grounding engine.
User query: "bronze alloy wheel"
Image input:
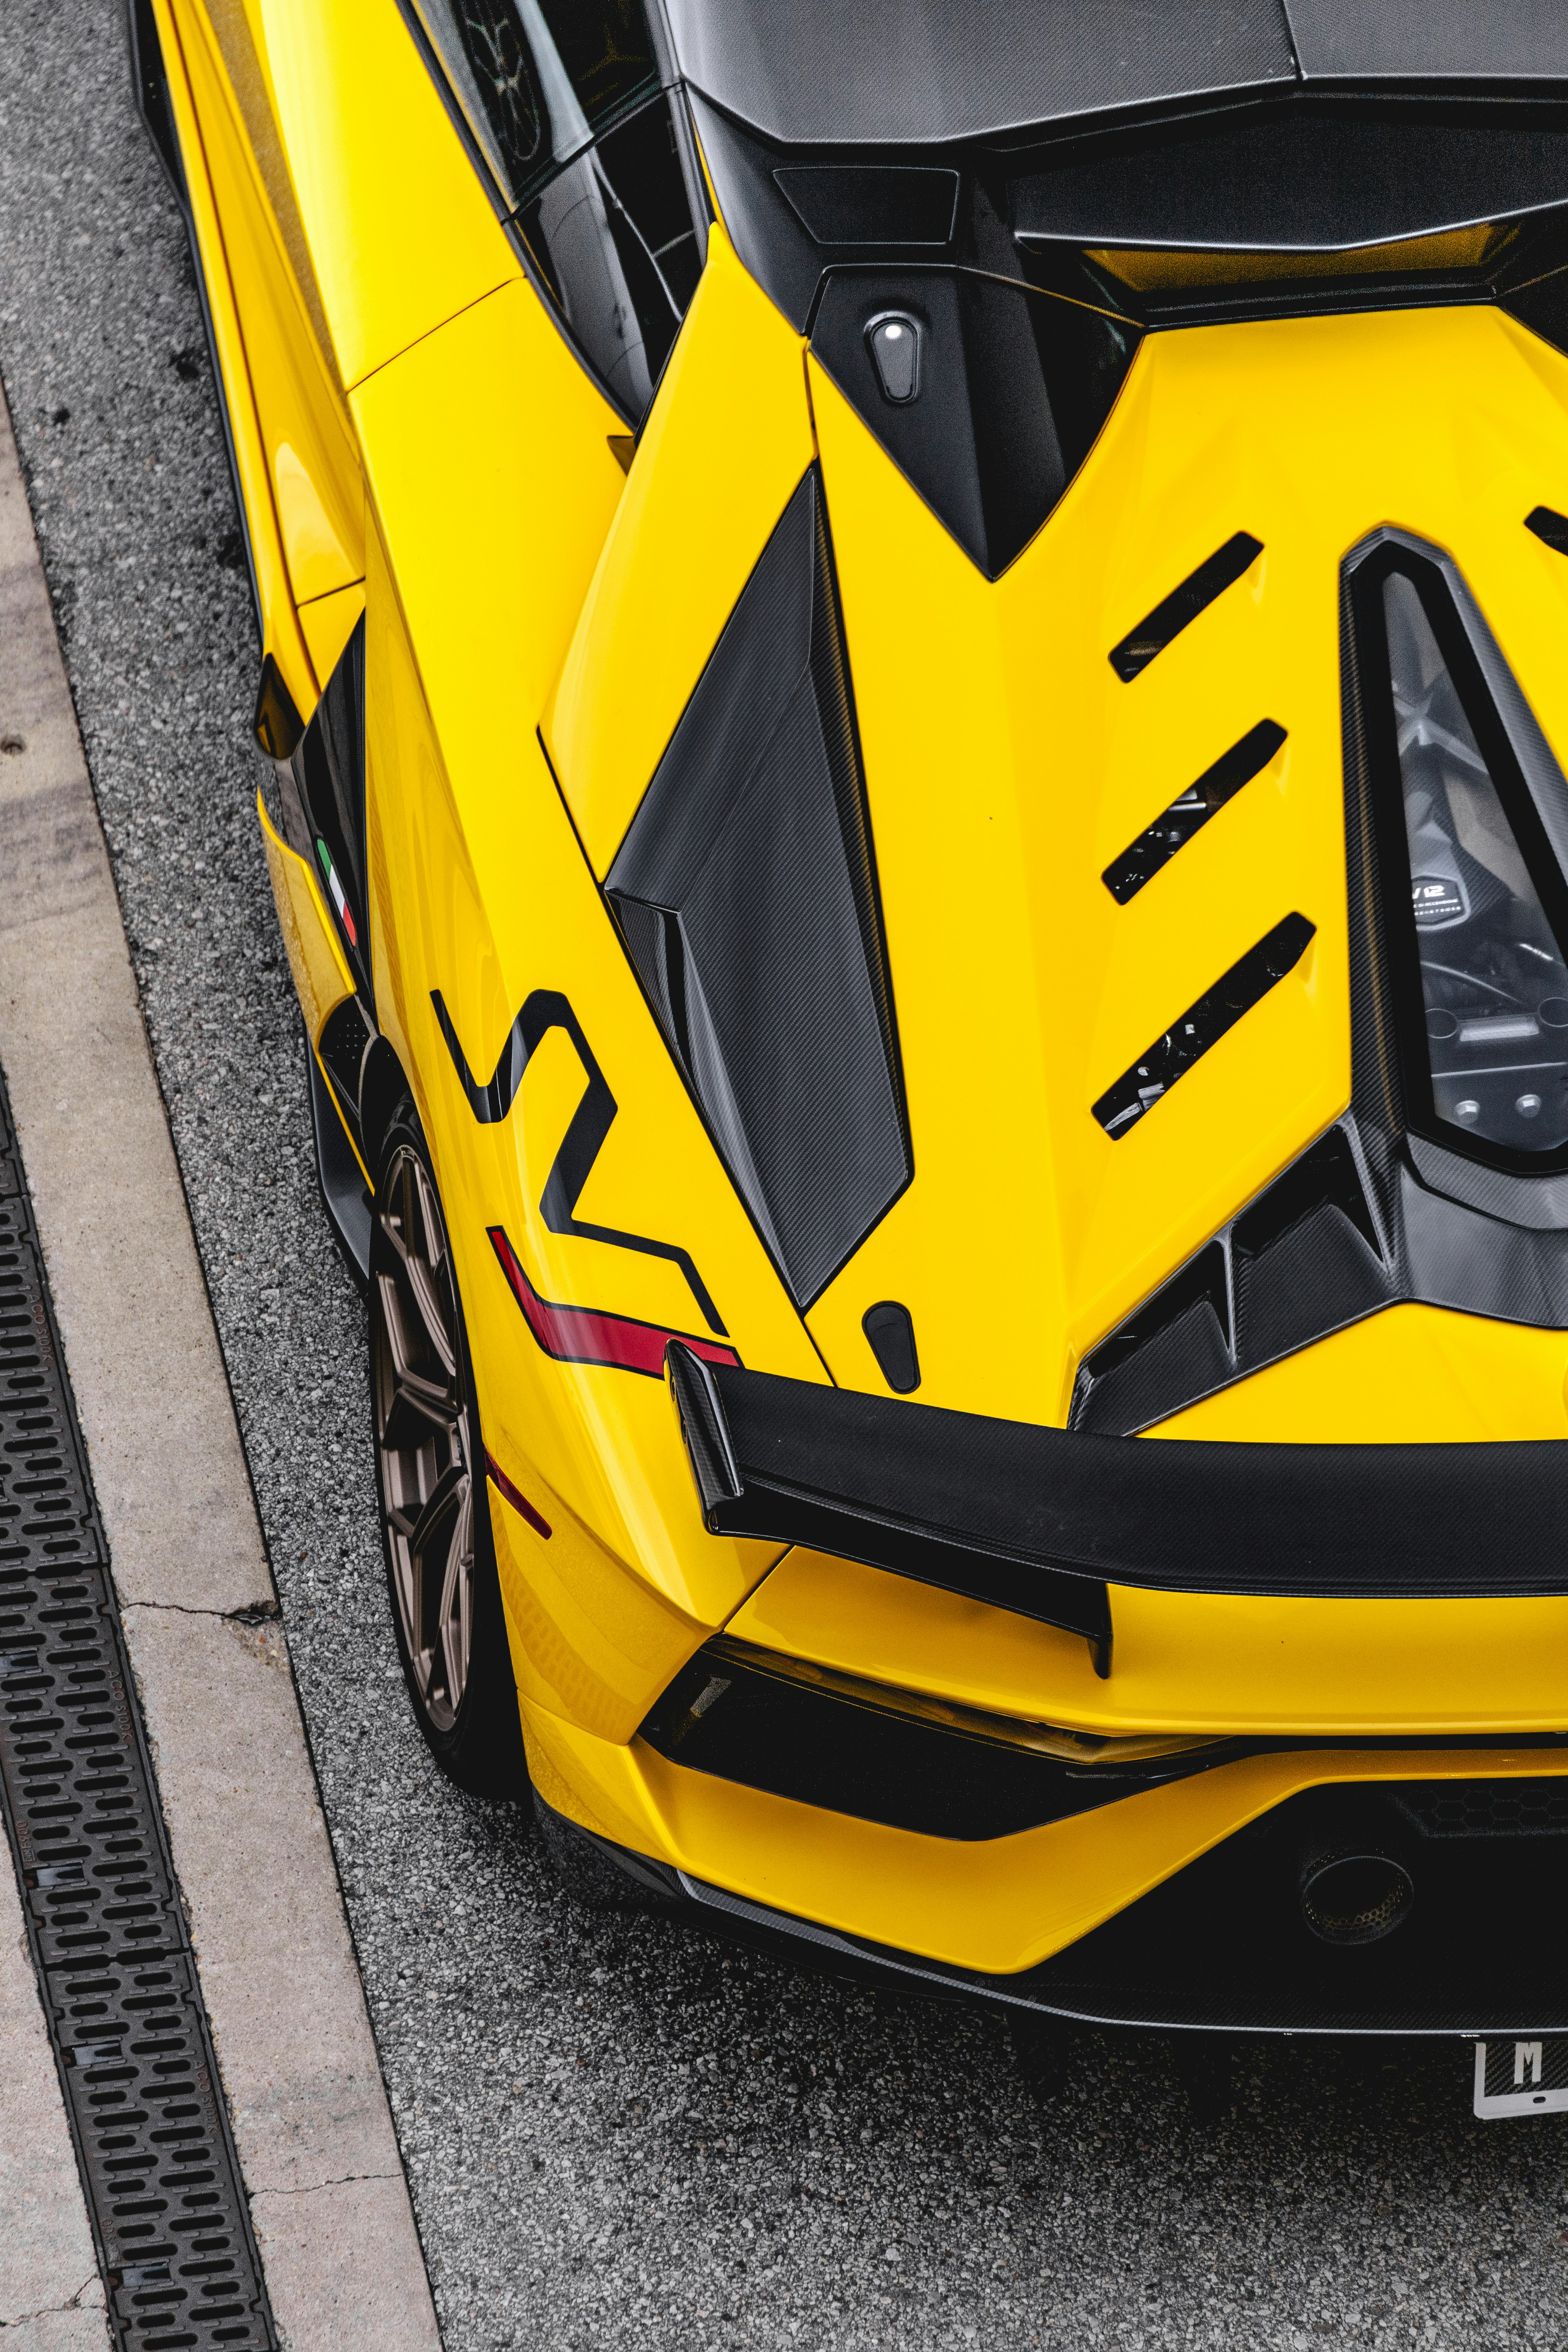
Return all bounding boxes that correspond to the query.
[373,1142,472,1730]
[370,1103,525,1793]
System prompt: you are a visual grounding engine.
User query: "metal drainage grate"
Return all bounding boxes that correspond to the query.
[0,1070,276,2352]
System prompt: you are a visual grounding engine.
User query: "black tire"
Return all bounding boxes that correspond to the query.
[369,1096,528,1801]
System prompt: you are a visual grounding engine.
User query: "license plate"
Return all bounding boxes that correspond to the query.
[1473,2040,1568,2118]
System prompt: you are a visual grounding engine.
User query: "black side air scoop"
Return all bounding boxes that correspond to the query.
[667,1344,1568,1682]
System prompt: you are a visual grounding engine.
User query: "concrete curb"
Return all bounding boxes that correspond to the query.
[0,1849,108,2349]
[0,373,439,2350]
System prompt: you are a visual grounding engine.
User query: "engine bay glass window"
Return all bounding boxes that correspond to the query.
[1381,567,1568,1158]
[408,0,702,422]
[410,0,658,210]
[519,96,703,417]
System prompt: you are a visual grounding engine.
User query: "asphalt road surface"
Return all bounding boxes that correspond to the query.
[3,8,1568,2347]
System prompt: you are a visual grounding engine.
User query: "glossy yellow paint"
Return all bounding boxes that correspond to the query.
[730,1542,1568,1738]
[239,0,519,390]
[350,278,627,755]
[173,0,365,608]
[256,790,352,1035]
[166,0,1568,1980]
[805,303,1568,1434]
[155,0,315,717]
[544,226,816,873]
[353,458,814,1631]
[489,1462,704,1743]
[1153,1301,1568,1442]
[296,578,364,688]
[191,0,344,383]
[523,1692,1568,1975]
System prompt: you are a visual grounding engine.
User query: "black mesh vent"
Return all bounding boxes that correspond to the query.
[1102,718,1287,903]
[1395,1779,1568,1838]
[640,1646,1188,1840]
[608,468,910,1305]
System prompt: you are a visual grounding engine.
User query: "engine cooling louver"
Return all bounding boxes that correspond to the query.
[607,469,910,1306]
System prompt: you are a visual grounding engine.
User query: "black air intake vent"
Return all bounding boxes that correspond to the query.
[608,469,910,1306]
[1071,1118,1395,1433]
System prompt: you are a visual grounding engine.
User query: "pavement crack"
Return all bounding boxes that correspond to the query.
[2,2273,104,2323]
[257,2170,399,2196]
[122,1599,280,1623]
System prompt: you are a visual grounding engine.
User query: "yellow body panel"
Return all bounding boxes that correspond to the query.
[296,578,364,687]
[156,0,315,716]
[237,0,519,390]
[174,0,365,609]
[165,0,1568,1991]
[544,228,816,872]
[188,0,344,385]
[489,1466,704,1744]
[256,790,353,1033]
[524,1693,1568,1976]
[1153,1300,1568,1442]
[730,1544,1568,1738]
[349,288,821,1625]
[806,304,1568,1426]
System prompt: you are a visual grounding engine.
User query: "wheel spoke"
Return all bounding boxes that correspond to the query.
[371,1141,478,1738]
[407,1460,465,1566]
[406,1257,457,1381]
[437,1479,473,1714]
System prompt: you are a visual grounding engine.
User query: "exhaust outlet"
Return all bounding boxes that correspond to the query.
[1300,1847,1414,1947]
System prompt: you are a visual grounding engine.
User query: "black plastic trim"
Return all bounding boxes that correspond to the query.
[1108,532,1264,681]
[1092,913,1316,1139]
[640,1645,1208,1839]
[1526,502,1568,554]
[1011,106,1568,253]
[1102,719,1287,902]
[307,1031,371,1294]
[125,0,184,198]
[862,1298,920,1393]
[667,1343,1113,1669]
[252,655,303,762]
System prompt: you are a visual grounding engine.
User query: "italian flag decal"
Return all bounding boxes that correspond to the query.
[315,838,357,949]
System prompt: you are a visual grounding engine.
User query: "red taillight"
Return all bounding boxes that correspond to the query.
[487,1226,740,1379]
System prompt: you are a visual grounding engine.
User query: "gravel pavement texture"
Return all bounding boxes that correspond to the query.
[3,6,1568,2346]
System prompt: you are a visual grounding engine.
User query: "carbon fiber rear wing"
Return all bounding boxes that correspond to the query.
[667,1342,1568,1681]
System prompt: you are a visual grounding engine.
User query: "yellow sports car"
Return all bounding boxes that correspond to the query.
[131,0,1568,2074]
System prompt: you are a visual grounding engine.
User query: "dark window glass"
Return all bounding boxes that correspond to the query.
[519,94,702,419]
[1383,569,1568,1157]
[413,0,658,210]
